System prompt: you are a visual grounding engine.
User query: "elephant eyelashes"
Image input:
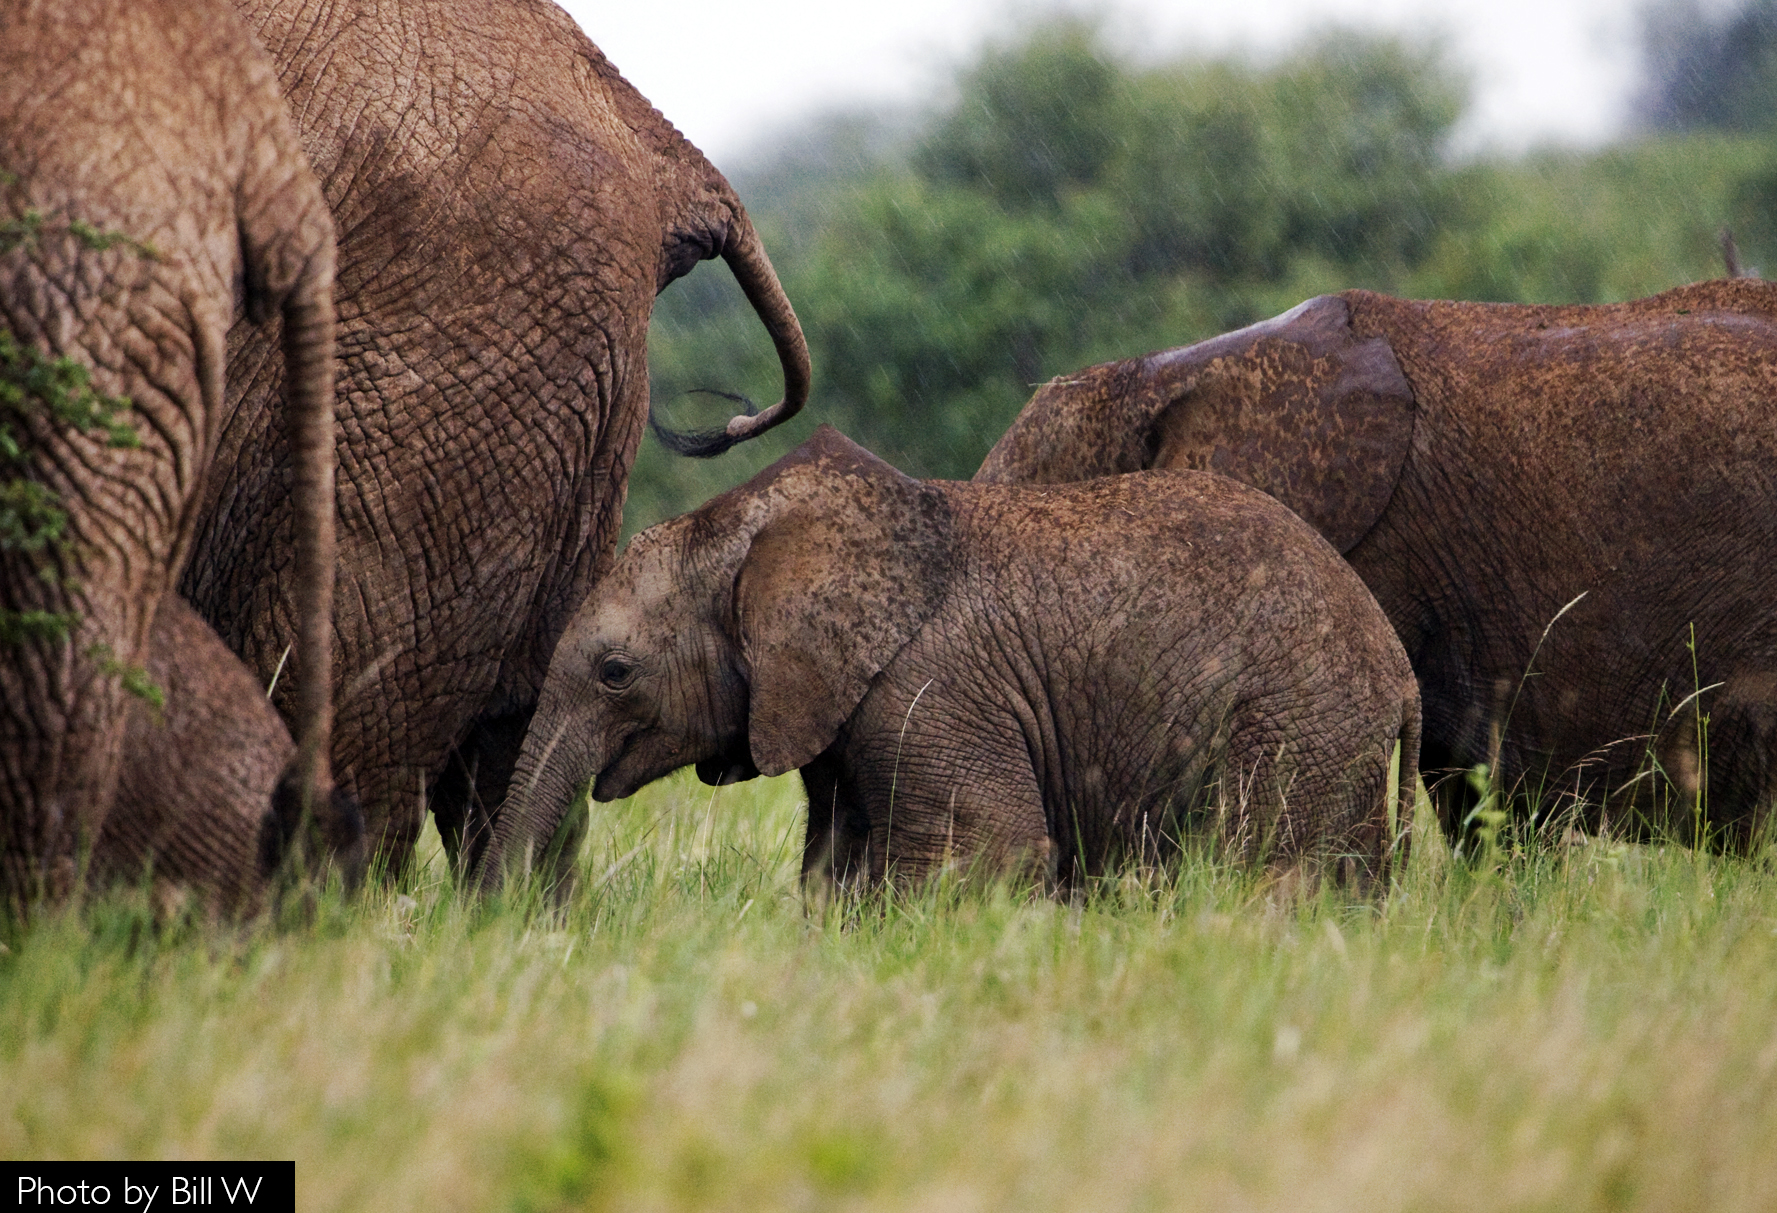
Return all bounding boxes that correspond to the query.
[598,654,639,690]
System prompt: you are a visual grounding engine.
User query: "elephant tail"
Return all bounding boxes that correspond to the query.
[652,207,811,458]
[281,249,338,821]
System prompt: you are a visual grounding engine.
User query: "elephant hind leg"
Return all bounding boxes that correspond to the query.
[1650,693,1777,852]
[1217,718,1403,895]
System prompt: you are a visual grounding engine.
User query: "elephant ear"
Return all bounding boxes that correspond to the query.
[734,427,954,776]
[1146,294,1416,554]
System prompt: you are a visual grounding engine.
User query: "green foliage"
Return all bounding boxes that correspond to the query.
[0,609,77,645]
[86,642,164,712]
[0,477,66,554]
[0,206,158,259]
[1637,0,1777,134]
[1,224,144,655]
[0,209,45,255]
[1404,135,1777,303]
[634,20,1777,537]
[913,18,1127,211]
[63,216,158,259]
[0,328,140,457]
[1462,763,1510,876]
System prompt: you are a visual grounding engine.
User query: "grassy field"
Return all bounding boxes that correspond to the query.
[3,772,1776,1212]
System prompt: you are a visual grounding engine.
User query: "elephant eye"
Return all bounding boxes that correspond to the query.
[598,654,638,689]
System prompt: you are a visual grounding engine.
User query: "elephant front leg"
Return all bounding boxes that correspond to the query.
[798,752,874,901]
[854,747,1052,894]
[429,707,535,878]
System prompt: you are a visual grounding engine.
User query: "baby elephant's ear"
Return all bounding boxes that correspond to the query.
[735,451,953,777]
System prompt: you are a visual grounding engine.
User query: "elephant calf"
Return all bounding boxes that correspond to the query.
[483,426,1420,895]
[95,598,364,916]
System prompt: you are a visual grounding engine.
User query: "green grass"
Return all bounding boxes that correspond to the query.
[4,772,1777,1211]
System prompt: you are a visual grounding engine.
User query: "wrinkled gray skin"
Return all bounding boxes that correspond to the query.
[976,281,1777,846]
[483,427,1420,896]
[0,0,339,907]
[182,0,811,877]
[99,598,363,916]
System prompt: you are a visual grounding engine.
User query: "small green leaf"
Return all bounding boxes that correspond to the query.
[0,608,77,644]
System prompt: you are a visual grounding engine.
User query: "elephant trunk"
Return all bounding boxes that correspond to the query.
[717,207,810,445]
[477,707,593,894]
[281,259,337,813]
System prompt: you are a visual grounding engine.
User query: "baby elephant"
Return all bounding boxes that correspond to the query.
[482,426,1419,895]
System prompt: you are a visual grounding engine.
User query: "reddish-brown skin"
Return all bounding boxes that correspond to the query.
[978,279,1777,844]
[483,427,1420,896]
[184,0,810,876]
[100,598,308,915]
[0,0,338,907]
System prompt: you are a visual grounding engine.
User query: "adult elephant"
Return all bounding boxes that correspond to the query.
[182,0,810,874]
[977,279,1777,846]
[0,0,338,906]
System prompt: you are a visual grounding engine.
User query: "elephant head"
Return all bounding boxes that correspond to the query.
[182,0,812,874]
[975,294,1416,553]
[479,426,949,890]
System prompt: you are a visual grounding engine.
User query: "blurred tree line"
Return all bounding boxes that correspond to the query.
[626,6,1777,534]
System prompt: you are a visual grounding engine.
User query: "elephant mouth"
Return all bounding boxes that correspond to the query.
[591,760,642,803]
[592,742,652,802]
[695,744,760,787]
[692,728,760,787]
[589,725,648,803]
[591,732,758,801]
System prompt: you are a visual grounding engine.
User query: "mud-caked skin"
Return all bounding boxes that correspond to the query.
[0,0,338,907]
[484,426,1420,896]
[183,0,811,877]
[976,279,1777,845]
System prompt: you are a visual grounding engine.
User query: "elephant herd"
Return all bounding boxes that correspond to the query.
[6,0,1777,913]
[1,0,806,911]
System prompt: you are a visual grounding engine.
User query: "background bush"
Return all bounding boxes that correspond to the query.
[628,9,1777,532]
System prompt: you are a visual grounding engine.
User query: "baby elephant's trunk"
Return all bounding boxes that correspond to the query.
[476,711,590,894]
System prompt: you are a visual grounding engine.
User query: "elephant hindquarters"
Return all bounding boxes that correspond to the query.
[1219,673,1417,894]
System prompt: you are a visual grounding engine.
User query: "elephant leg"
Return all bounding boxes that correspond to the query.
[1,555,154,905]
[99,596,364,911]
[1647,694,1777,852]
[872,759,1050,893]
[1418,735,1480,848]
[1269,742,1396,894]
[799,752,874,898]
[430,706,535,877]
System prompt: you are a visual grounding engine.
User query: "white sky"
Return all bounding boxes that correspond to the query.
[559,0,1650,166]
